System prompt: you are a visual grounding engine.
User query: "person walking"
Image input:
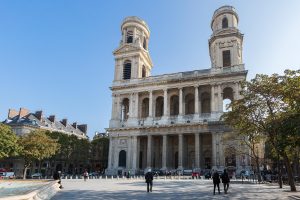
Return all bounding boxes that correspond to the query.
[83,170,89,181]
[145,169,153,193]
[221,169,230,194]
[212,170,221,195]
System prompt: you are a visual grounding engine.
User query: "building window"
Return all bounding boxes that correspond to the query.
[223,50,231,67]
[170,95,179,116]
[142,65,146,78]
[121,98,130,121]
[123,60,131,80]
[141,98,149,118]
[222,17,228,28]
[185,94,195,115]
[155,96,164,117]
[126,31,133,43]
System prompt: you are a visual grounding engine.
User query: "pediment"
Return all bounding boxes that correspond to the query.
[113,44,141,55]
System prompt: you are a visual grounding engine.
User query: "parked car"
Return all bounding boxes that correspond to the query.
[204,172,211,179]
[183,169,193,176]
[31,173,42,179]
[0,172,15,179]
[192,172,200,179]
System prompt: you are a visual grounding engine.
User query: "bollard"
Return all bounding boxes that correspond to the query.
[164,176,166,180]
[117,176,119,180]
[111,176,114,180]
[105,175,107,180]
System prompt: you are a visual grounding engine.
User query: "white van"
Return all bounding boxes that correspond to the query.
[0,172,15,179]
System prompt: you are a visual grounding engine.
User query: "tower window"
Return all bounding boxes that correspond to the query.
[142,65,146,78]
[222,17,228,29]
[143,37,147,50]
[123,60,131,80]
[223,50,231,67]
[126,31,133,43]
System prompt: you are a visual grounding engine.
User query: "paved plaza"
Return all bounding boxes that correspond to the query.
[51,178,300,200]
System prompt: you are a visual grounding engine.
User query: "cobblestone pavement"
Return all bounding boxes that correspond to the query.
[51,178,300,200]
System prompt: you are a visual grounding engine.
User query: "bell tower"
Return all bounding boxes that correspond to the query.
[209,6,244,70]
[113,16,153,81]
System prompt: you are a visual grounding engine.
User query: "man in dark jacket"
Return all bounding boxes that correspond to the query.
[145,169,154,192]
[221,169,230,194]
[212,170,220,195]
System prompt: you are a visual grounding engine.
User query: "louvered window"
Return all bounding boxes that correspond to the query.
[223,50,231,67]
[123,61,131,80]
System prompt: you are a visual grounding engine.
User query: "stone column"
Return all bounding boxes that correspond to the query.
[179,88,183,115]
[178,134,183,169]
[129,93,133,118]
[234,82,240,100]
[211,133,216,167]
[108,137,113,168]
[149,91,153,117]
[218,133,224,166]
[218,84,223,112]
[127,138,132,169]
[194,85,199,114]
[113,139,119,168]
[134,93,139,118]
[195,133,200,168]
[131,135,137,170]
[163,89,169,116]
[211,85,215,113]
[162,135,167,170]
[147,135,152,168]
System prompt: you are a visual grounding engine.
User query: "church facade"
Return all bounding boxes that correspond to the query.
[106,6,249,175]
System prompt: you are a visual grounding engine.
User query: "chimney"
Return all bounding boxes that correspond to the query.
[78,124,87,134]
[19,108,29,118]
[48,115,56,123]
[61,118,68,126]
[35,111,43,120]
[72,122,77,129]
[8,109,18,119]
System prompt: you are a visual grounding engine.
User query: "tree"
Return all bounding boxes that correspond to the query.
[0,123,19,159]
[222,69,300,191]
[18,130,60,179]
[90,136,109,172]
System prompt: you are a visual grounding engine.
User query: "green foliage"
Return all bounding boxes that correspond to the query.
[0,123,20,159]
[18,130,60,166]
[222,69,300,191]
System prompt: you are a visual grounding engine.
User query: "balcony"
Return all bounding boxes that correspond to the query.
[109,112,223,129]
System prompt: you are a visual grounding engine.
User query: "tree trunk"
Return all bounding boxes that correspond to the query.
[256,157,262,182]
[278,161,283,188]
[23,166,28,179]
[283,152,296,191]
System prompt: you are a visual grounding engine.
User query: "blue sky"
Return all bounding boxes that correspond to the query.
[1,0,299,139]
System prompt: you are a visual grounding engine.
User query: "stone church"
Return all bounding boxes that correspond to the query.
[106,6,250,175]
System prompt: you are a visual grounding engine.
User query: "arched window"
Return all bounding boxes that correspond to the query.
[155,96,164,117]
[118,150,126,167]
[143,37,147,49]
[141,98,149,118]
[185,93,195,115]
[126,31,133,43]
[142,65,146,78]
[223,87,234,112]
[222,17,228,28]
[121,98,129,121]
[201,92,211,113]
[123,60,131,80]
[170,95,179,116]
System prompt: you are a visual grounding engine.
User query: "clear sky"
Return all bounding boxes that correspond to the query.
[1,0,299,139]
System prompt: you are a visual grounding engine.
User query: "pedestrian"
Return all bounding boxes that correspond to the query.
[145,169,153,193]
[212,170,221,195]
[221,169,230,194]
[83,170,88,181]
